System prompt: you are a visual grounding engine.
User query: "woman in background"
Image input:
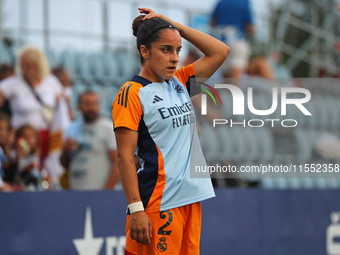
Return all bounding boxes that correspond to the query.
[0,46,63,169]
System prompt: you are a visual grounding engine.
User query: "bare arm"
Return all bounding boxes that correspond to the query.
[115,128,140,203]
[0,90,6,107]
[140,7,230,80]
[104,150,120,189]
[115,127,152,245]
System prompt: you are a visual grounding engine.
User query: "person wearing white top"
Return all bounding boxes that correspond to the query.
[0,74,62,130]
[0,46,63,169]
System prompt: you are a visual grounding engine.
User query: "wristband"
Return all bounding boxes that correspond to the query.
[128,201,144,214]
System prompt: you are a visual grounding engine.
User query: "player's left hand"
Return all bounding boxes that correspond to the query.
[138,7,166,22]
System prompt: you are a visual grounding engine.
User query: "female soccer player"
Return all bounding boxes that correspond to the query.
[112,7,229,255]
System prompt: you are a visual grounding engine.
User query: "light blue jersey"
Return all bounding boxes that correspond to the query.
[112,64,215,213]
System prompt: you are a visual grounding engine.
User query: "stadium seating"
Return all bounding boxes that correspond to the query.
[1,43,339,190]
[44,47,59,69]
[91,52,106,82]
[60,50,78,81]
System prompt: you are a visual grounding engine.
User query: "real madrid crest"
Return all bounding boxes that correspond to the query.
[157,237,167,252]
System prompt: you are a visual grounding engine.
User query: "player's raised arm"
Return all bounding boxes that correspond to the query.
[139,7,230,80]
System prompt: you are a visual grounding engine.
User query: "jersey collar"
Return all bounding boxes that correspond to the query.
[131,75,152,87]
[131,75,173,87]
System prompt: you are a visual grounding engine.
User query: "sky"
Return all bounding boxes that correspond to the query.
[0,0,282,53]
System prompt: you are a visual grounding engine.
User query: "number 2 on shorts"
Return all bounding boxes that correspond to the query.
[157,210,173,235]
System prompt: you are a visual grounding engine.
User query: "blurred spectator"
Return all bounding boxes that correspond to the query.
[0,132,13,191]
[211,0,253,79]
[0,64,15,118]
[179,48,201,69]
[0,46,64,169]
[0,125,5,190]
[51,66,71,88]
[15,125,45,190]
[247,57,274,79]
[0,157,6,191]
[42,66,74,187]
[0,113,12,157]
[60,91,119,190]
[52,66,73,121]
[0,174,4,190]
[0,113,17,186]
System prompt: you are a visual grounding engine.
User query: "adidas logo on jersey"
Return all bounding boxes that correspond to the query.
[153,95,163,104]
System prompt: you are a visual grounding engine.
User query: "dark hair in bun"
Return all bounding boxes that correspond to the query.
[132,15,178,64]
[132,15,144,37]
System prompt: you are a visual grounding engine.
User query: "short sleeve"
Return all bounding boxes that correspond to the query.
[174,64,197,96]
[112,82,143,132]
[48,74,63,94]
[174,63,195,89]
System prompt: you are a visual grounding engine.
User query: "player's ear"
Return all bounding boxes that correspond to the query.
[140,45,149,61]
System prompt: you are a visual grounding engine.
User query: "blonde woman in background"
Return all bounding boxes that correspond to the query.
[0,46,64,170]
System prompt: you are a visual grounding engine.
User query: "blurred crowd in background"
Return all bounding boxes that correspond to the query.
[0,47,121,192]
[1,0,340,192]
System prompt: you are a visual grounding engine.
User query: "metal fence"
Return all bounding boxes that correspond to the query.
[0,0,192,52]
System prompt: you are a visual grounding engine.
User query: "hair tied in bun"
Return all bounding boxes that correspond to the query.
[132,15,145,37]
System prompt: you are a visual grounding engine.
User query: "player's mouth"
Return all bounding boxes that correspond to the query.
[166,66,176,72]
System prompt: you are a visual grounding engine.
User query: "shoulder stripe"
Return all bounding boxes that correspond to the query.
[117,90,122,105]
[120,86,126,107]
[124,83,133,108]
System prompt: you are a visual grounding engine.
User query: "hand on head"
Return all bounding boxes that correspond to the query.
[138,7,166,22]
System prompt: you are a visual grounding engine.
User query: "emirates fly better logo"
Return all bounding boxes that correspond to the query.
[198,82,312,128]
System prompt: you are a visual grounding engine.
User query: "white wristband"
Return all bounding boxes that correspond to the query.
[128,201,144,214]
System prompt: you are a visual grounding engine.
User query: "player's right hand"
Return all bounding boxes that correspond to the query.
[130,211,152,245]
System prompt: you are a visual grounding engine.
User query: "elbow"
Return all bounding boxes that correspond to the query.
[215,45,230,67]
[222,45,230,61]
[116,151,123,166]
[116,151,128,170]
